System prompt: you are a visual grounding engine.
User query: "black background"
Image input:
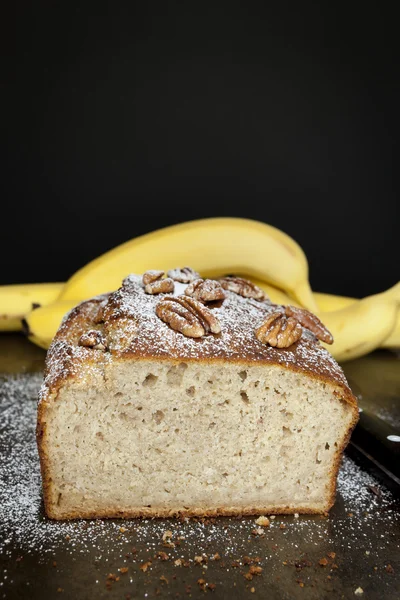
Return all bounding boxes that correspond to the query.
[2,2,399,297]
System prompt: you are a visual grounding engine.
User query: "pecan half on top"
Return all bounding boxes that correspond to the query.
[219,276,266,301]
[79,329,107,351]
[255,308,302,349]
[142,270,175,295]
[167,266,201,283]
[285,305,333,344]
[156,295,221,338]
[185,278,225,303]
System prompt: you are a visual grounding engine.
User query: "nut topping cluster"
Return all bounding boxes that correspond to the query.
[139,267,333,347]
[185,278,225,303]
[167,267,200,283]
[255,305,334,349]
[156,295,221,338]
[142,270,175,295]
[218,276,266,301]
[79,329,107,350]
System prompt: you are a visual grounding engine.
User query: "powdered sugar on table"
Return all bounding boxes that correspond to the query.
[0,374,398,558]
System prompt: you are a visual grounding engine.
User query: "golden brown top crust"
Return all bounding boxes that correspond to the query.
[40,275,356,407]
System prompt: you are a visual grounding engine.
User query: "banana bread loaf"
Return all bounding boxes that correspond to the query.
[37,270,358,519]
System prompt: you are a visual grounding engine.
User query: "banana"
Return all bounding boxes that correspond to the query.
[321,283,400,361]
[0,283,63,332]
[24,300,78,349]
[315,291,400,350]
[245,278,302,307]
[313,292,356,312]
[383,325,400,349]
[57,218,318,311]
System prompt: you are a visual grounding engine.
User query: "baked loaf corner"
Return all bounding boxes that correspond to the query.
[37,272,358,519]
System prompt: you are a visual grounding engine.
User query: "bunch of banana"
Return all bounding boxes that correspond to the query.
[0,283,62,331]
[0,218,398,361]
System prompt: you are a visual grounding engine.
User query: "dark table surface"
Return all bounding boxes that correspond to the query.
[0,334,399,600]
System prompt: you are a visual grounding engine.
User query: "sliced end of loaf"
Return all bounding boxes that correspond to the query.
[38,359,358,519]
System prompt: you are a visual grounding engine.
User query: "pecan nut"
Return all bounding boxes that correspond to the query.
[145,278,175,295]
[167,267,200,283]
[255,308,302,348]
[143,270,164,285]
[219,276,266,301]
[142,270,175,295]
[156,295,221,338]
[79,329,107,350]
[285,306,333,344]
[185,279,225,303]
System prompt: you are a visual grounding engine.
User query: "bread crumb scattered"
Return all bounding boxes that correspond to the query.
[255,516,270,527]
[243,556,260,565]
[354,588,364,595]
[385,564,394,574]
[118,567,129,574]
[194,555,204,564]
[197,578,216,592]
[174,559,183,567]
[212,552,221,561]
[249,565,263,575]
[197,578,206,590]
[319,558,328,567]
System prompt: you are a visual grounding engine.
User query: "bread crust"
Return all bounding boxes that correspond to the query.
[37,275,359,519]
[46,504,332,521]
